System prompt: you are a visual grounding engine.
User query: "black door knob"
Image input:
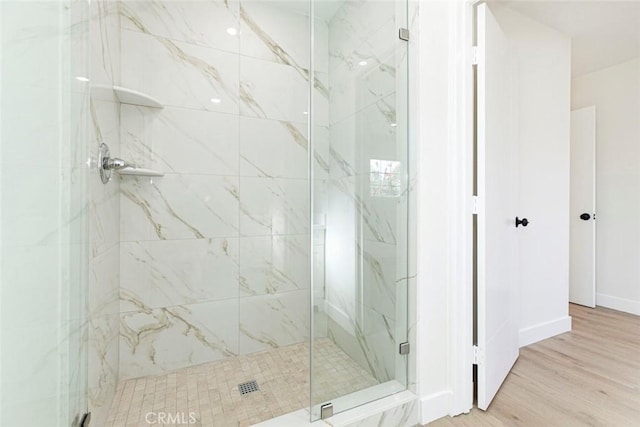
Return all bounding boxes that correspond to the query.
[515,217,529,228]
[580,213,591,220]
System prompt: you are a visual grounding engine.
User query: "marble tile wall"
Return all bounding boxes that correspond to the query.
[322,0,409,384]
[117,0,325,379]
[88,0,121,425]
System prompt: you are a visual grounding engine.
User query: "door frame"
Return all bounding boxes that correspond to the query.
[447,0,487,416]
[438,0,479,417]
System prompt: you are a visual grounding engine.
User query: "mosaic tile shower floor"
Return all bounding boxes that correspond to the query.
[105,338,378,426]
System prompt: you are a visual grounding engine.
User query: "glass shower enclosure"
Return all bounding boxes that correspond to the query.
[0,0,410,424]
[0,0,91,425]
[310,0,409,420]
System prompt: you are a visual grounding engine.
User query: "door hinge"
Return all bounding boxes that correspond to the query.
[320,402,334,420]
[472,46,479,66]
[472,345,484,365]
[399,28,410,41]
[472,196,479,215]
[399,342,410,355]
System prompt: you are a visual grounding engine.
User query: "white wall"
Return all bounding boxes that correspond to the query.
[494,7,572,347]
[572,58,640,315]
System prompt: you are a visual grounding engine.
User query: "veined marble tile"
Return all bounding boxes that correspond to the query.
[121,105,239,176]
[239,116,307,179]
[240,55,308,122]
[120,174,239,242]
[239,235,309,297]
[90,0,120,86]
[329,94,398,178]
[239,289,309,354]
[89,245,120,319]
[313,124,330,179]
[90,0,119,22]
[121,0,240,53]
[360,240,397,324]
[119,299,239,379]
[329,174,399,245]
[314,178,329,219]
[87,248,118,425]
[328,17,396,88]
[120,238,239,311]
[314,70,330,126]
[328,0,394,72]
[88,313,119,427]
[121,29,239,113]
[90,99,120,258]
[325,311,395,383]
[354,94,398,162]
[328,120,358,178]
[329,52,396,125]
[360,326,396,382]
[342,399,419,427]
[240,1,311,70]
[239,177,309,236]
[314,17,330,74]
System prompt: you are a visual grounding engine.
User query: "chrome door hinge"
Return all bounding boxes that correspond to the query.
[399,342,410,355]
[472,345,484,365]
[472,46,479,66]
[472,196,479,215]
[399,28,410,41]
[320,403,334,420]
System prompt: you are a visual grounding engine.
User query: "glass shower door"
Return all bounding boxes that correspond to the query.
[310,0,409,419]
[0,1,90,425]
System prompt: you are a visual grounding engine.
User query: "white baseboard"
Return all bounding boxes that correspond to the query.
[596,293,640,315]
[519,316,572,348]
[420,391,453,425]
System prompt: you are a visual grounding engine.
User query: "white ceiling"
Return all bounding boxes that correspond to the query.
[497,1,640,77]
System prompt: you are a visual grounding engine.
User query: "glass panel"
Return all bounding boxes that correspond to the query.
[311,0,409,419]
[0,1,90,425]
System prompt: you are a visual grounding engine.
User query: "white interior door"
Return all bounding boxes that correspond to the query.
[476,3,520,411]
[569,106,596,307]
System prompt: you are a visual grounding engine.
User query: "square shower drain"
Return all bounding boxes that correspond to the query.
[238,380,259,395]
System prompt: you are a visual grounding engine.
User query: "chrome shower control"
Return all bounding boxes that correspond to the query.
[98,143,112,184]
[98,142,134,184]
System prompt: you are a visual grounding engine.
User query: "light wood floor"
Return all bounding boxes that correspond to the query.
[429,304,640,426]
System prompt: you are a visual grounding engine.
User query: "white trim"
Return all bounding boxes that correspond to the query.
[419,391,453,425]
[596,293,640,316]
[447,0,475,417]
[519,316,572,348]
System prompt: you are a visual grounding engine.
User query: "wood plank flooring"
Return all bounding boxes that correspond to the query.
[429,304,640,426]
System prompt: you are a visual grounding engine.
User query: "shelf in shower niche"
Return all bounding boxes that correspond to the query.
[116,167,164,177]
[113,86,164,108]
[90,84,164,109]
